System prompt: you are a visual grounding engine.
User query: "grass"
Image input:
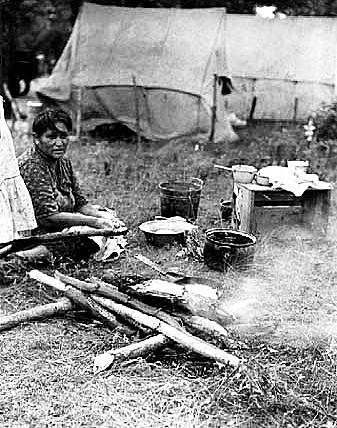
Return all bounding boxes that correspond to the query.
[1,119,337,427]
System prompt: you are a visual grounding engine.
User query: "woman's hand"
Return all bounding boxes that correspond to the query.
[78,204,126,230]
[93,218,117,229]
[93,217,126,230]
[40,212,124,231]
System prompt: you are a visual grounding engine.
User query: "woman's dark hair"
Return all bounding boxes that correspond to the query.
[32,108,72,137]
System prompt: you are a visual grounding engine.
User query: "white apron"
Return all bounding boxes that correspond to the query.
[0,96,37,243]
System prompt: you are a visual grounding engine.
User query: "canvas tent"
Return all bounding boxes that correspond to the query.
[225,14,337,120]
[36,3,237,142]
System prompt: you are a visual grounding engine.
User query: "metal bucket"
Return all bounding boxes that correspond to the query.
[159,178,203,221]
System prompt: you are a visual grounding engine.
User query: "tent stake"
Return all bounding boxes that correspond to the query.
[132,75,141,145]
[209,73,217,143]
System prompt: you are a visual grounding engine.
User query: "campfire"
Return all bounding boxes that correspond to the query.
[0,267,265,373]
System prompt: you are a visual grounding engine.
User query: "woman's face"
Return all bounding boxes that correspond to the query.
[36,122,70,159]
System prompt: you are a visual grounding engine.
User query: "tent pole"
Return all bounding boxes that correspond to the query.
[293,98,298,121]
[209,73,217,143]
[75,86,82,139]
[132,75,141,145]
[249,78,257,120]
[249,96,257,120]
[293,81,298,121]
[141,87,154,141]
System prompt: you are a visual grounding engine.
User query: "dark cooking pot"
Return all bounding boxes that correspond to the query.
[204,228,256,272]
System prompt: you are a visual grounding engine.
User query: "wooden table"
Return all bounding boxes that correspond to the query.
[232,182,332,237]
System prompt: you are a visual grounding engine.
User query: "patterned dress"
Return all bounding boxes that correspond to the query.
[18,146,98,260]
[19,146,88,233]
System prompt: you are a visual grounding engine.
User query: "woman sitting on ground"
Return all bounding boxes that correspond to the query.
[18,108,125,260]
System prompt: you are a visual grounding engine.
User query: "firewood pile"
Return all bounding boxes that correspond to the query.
[0,268,270,373]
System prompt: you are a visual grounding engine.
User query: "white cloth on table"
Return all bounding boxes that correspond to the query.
[0,96,37,243]
[258,166,333,197]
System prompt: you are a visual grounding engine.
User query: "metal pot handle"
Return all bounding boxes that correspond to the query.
[154,216,168,221]
[214,244,232,252]
[191,177,204,187]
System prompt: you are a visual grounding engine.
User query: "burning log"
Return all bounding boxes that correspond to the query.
[113,278,235,326]
[55,271,101,293]
[56,273,232,356]
[93,334,169,374]
[180,315,229,339]
[55,272,184,331]
[57,273,232,341]
[92,295,240,367]
[57,273,236,361]
[27,270,240,370]
[0,298,73,331]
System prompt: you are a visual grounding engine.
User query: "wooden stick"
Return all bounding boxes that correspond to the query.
[141,87,154,141]
[29,271,67,292]
[132,75,141,145]
[0,227,128,256]
[0,298,73,331]
[209,73,217,143]
[75,86,82,139]
[115,278,235,326]
[0,244,13,257]
[28,270,133,334]
[181,315,229,339]
[55,272,183,330]
[92,295,240,367]
[21,226,128,243]
[249,95,257,120]
[293,97,299,121]
[94,316,231,374]
[56,273,230,341]
[55,271,100,293]
[93,334,169,374]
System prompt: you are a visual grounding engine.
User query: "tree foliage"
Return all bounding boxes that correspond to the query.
[3,0,337,17]
[1,0,337,91]
[66,0,337,13]
[75,0,337,14]
[2,0,337,53]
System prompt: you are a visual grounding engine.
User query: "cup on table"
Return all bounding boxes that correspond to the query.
[287,160,309,178]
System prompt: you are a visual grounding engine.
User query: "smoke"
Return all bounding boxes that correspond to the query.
[218,223,337,347]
